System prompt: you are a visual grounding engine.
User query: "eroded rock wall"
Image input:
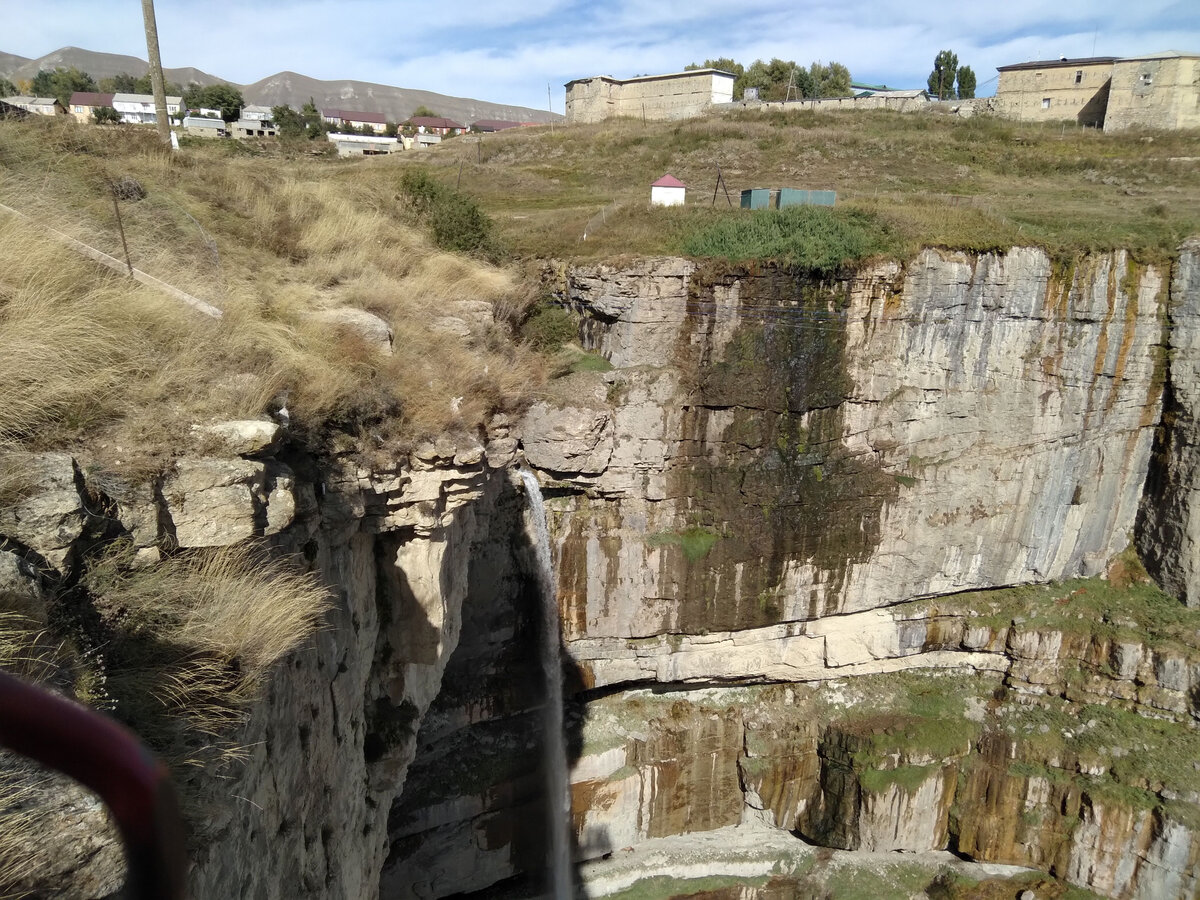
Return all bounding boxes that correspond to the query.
[533,249,1165,683]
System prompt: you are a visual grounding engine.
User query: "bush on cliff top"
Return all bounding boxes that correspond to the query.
[680,205,900,272]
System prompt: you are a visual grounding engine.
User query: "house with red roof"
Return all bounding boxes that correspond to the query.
[406,115,464,136]
[650,173,686,207]
[321,108,388,134]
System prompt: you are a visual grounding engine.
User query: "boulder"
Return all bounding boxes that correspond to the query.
[312,307,394,355]
[520,402,613,475]
[195,420,282,457]
[0,453,85,569]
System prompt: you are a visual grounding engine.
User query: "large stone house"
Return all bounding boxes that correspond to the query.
[995,56,1117,126]
[995,51,1199,130]
[565,68,735,124]
[1104,51,1200,132]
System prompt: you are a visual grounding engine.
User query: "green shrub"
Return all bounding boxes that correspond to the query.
[680,205,899,273]
[398,169,501,259]
[520,301,578,350]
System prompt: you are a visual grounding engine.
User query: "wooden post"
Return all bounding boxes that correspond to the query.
[140,0,172,147]
[456,157,464,190]
[109,182,133,276]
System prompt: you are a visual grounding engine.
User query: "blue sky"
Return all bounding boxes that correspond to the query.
[7,1,1200,111]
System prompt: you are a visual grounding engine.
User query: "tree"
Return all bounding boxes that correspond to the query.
[411,104,438,118]
[956,65,977,100]
[100,73,138,93]
[810,61,852,97]
[384,121,399,137]
[272,104,306,138]
[30,66,97,106]
[93,106,121,124]
[927,50,959,100]
[686,58,744,78]
[300,98,327,138]
[0,77,15,97]
[200,83,244,121]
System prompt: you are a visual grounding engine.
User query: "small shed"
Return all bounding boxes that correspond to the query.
[651,174,686,207]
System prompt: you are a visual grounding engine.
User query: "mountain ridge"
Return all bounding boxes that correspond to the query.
[0,46,560,125]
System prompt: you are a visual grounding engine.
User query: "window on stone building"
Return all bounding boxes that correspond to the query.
[1042,98,1051,109]
[1075,70,1083,84]
[1140,73,1153,85]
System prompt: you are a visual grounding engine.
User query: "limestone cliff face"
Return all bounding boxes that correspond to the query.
[1139,237,1200,606]
[527,249,1165,686]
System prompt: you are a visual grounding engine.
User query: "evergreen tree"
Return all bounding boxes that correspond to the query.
[956,65,977,100]
[0,77,16,97]
[927,50,959,100]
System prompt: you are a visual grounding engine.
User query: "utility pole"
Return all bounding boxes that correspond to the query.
[141,0,172,146]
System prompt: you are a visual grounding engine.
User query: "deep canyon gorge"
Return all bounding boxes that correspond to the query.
[7,239,1200,899]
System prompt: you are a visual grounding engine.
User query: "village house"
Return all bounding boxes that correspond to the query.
[326,132,401,156]
[240,104,274,122]
[1104,51,1200,132]
[234,117,277,138]
[68,92,114,124]
[4,96,66,117]
[112,92,182,125]
[183,116,227,138]
[321,108,387,133]
[650,174,686,206]
[406,115,464,135]
[565,68,735,124]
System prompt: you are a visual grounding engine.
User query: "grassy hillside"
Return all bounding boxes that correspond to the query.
[411,107,1200,263]
[0,116,544,470]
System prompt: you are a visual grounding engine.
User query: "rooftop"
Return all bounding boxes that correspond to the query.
[322,108,387,124]
[565,68,736,89]
[407,115,464,129]
[69,92,114,106]
[996,56,1119,72]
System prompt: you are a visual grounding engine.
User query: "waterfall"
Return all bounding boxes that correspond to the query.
[519,469,573,899]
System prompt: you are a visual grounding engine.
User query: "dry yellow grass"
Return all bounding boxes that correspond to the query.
[81,545,331,773]
[0,116,545,464]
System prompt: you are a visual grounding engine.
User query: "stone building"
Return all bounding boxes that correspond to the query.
[994,56,1117,126]
[565,68,734,124]
[1104,51,1200,132]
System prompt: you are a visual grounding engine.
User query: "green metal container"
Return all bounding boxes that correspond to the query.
[740,189,771,210]
[776,189,837,208]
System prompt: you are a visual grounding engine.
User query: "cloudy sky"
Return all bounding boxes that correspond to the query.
[7,1,1200,111]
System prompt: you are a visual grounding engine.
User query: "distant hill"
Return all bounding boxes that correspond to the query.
[0,46,561,125]
[1,46,225,89]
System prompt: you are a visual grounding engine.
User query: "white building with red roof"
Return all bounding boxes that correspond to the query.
[650,173,686,207]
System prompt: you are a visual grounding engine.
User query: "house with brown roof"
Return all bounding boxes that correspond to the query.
[406,115,464,136]
[995,56,1117,126]
[471,119,524,132]
[69,92,115,124]
[321,108,387,133]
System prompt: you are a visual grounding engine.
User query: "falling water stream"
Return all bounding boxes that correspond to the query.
[519,469,573,899]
